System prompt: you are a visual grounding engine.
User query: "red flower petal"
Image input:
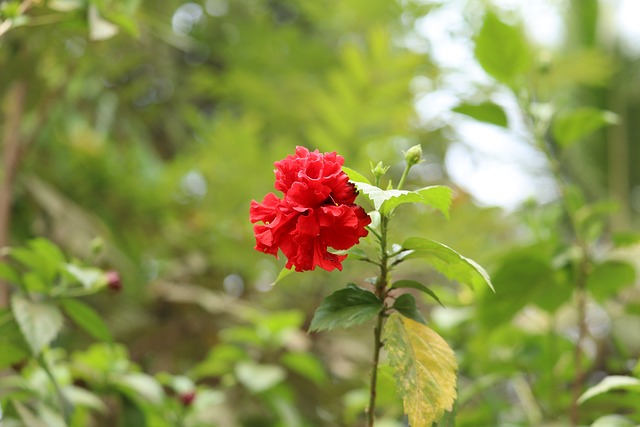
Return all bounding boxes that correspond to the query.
[250,146,370,272]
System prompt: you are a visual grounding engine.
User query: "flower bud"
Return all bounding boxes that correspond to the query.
[179,391,196,406]
[404,144,423,167]
[105,270,122,292]
[370,161,390,181]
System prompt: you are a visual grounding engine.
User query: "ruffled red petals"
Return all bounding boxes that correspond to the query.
[250,146,370,272]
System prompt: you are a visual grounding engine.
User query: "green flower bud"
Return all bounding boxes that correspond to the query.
[370,161,390,180]
[404,144,423,167]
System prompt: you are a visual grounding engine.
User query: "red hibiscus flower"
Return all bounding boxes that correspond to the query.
[250,146,370,272]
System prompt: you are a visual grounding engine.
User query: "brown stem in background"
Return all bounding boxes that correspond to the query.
[0,81,27,307]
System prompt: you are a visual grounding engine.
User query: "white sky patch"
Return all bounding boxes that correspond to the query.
[445,122,556,209]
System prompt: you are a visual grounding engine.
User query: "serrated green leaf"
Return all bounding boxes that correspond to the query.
[60,299,112,342]
[309,283,382,332]
[11,294,64,355]
[392,294,426,324]
[391,280,444,307]
[353,182,452,217]
[402,238,494,292]
[474,11,531,84]
[578,375,640,404]
[553,107,618,147]
[452,102,508,127]
[383,314,458,427]
[342,166,371,185]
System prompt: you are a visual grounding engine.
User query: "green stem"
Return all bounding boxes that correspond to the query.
[397,164,411,191]
[36,353,73,423]
[367,214,390,427]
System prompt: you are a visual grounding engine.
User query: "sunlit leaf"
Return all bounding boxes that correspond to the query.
[353,182,452,217]
[114,372,164,403]
[553,107,618,147]
[65,264,106,290]
[60,298,112,342]
[578,375,640,404]
[452,102,508,127]
[309,283,382,332]
[383,314,458,427]
[590,415,636,427]
[474,11,531,84]
[391,293,426,324]
[89,5,119,41]
[48,0,84,12]
[12,400,50,427]
[11,294,64,355]
[391,280,444,307]
[235,361,286,393]
[402,238,494,292]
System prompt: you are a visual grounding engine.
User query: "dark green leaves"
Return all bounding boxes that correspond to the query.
[402,237,494,292]
[391,280,444,307]
[552,107,618,147]
[309,284,383,332]
[391,294,426,325]
[452,102,508,127]
[474,11,531,84]
[353,182,452,217]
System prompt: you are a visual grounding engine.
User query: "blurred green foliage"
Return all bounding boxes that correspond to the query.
[1,0,640,426]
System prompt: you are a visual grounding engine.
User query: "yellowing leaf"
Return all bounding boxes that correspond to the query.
[383,313,458,427]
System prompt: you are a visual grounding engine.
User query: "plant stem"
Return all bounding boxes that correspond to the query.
[367,214,390,427]
[528,103,590,426]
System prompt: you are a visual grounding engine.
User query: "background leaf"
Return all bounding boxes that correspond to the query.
[452,102,508,127]
[474,11,531,84]
[309,284,382,332]
[553,107,618,147]
[11,294,64,355]
[383,313,458,427]
[60,299,112,342]
[578,375,640,404]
